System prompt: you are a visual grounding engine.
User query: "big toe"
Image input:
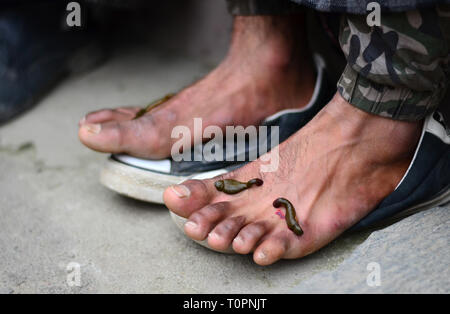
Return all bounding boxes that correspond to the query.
[79,107,141,126]
[78,119,161,158]
[163,178,221,218]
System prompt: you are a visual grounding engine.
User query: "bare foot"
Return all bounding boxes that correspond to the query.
[163,93,422,265]
[78,15,315,159]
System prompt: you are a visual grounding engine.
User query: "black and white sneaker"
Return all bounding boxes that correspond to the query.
[351,111,450,230]
[100,55,334,204]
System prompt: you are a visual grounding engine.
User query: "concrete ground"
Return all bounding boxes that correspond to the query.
[0,1,449,294]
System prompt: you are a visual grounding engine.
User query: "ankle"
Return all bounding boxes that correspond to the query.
[324,93,422,158]
[228,15,308,70]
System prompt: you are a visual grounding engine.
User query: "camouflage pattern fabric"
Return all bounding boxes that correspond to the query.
[338,5,450,120]
[228,0,450,15]
[289,0,450,14]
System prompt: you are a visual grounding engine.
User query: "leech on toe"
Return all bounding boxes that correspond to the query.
[214,178,263,195]
[273,198,303,236]
[134,93,175,119]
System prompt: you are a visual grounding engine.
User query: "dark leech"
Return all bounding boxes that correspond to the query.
[273,198,303,236]
[134,93,175,119]
[214,178,263,195]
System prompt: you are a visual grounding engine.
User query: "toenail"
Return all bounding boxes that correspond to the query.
[170,185,191,198]
[233,236,243,245]
[79,116,86,125]
[185,221,198,229]
[209,232,220,239]
[257,251,267,261]
[84,123,101,134]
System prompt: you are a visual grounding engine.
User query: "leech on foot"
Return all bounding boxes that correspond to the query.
[273,198,303,236]
[134,93,175,119]
[214,178,263,195]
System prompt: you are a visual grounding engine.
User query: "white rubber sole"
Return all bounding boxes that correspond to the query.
[100,157,230,204]
[169,186,450,255]
[100,158,187,204]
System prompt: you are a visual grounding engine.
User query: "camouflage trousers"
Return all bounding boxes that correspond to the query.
[227,0,450,121]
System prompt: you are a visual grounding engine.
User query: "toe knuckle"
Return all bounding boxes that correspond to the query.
[189,211,207,224]
[190,179,211,196]
[200,202,226,219]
